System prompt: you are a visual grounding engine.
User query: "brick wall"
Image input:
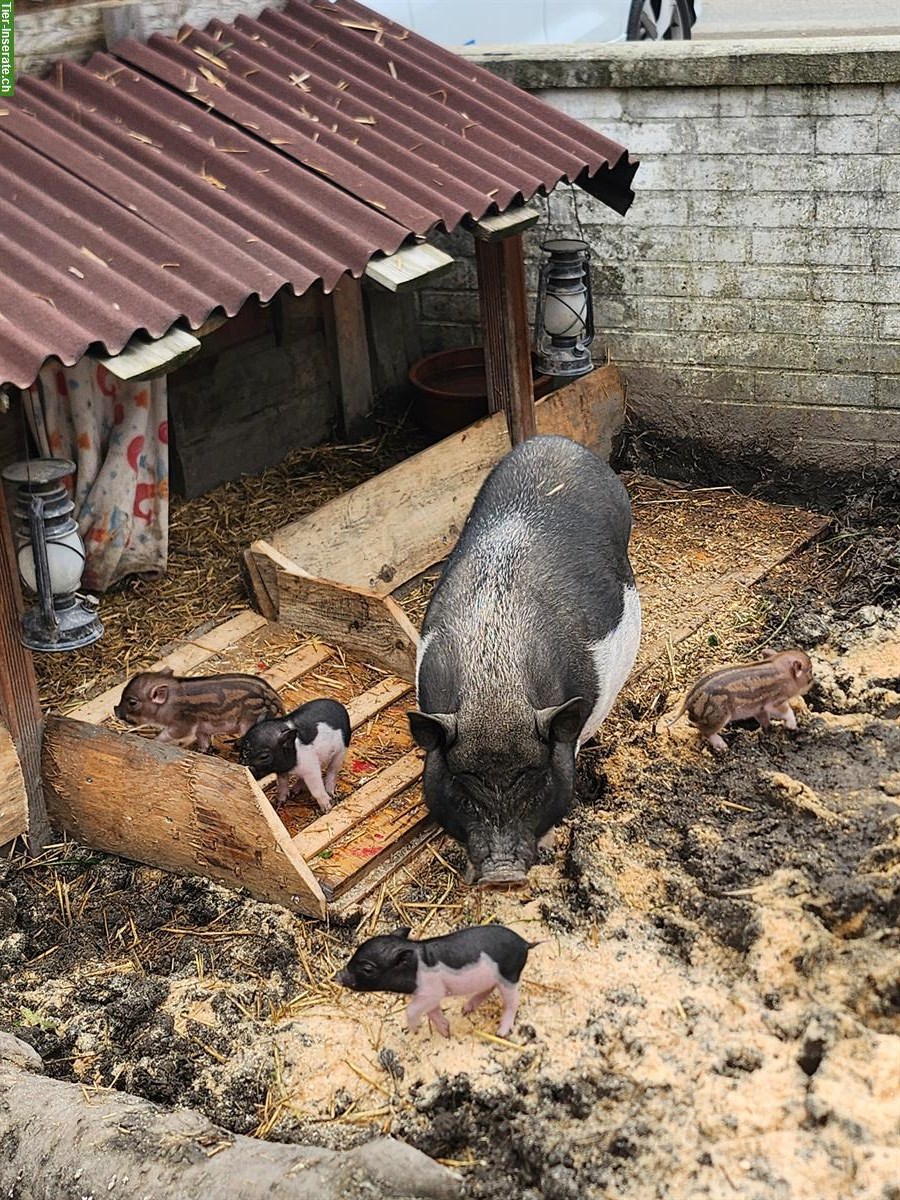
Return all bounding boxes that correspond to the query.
[418,41,900,470]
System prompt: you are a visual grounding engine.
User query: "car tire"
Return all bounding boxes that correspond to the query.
[626,0,693,40]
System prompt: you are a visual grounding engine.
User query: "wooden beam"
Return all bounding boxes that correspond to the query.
[93,327,201,382]
[0,724,28,847]
[470,204,540,242]
[322,275,374,440]
[43,716,327,919]
[365,244,455,293]
[0,478,48,849]
[475,233,536,445]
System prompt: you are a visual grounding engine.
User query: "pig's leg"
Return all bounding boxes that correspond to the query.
[537,829,556,852]
[462,988,495,1016]
[780,703,798,730]
[705,732,729,754]
[274,772,291,808]
[426,1007,450,1038]
[496,981,520,1038]
[405,995,435,1033]
[195,729,212,753]
[323,747,347,799]
[294,745,333,814]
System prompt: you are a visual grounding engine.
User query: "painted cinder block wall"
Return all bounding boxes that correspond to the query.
[418,39,900,471]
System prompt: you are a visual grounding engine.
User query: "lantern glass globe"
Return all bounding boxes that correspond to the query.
[18,527,86,596]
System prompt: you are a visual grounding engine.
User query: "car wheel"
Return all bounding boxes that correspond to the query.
[626,0,693,39]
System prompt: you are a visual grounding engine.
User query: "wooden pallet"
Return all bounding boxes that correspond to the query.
[43,613,429,918]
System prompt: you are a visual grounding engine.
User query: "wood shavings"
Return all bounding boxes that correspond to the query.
[175,26,192,43]
[200,161,227,189]
[270,138,294,146]
[193,46,229,70]
[289,71,311,90]
[34,295,57,308]
[219,147,248,154]
[352,115,377,125]
[160,262,181,269]
[67,267,86,280]
[387,60,397,79]
[429,88,447,104]
[336,79,349,90]
[128,131,161,147]
[243,68,259,79]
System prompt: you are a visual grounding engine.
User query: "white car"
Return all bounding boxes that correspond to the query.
[365,0,702,44]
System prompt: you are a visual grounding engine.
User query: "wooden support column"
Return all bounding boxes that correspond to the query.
[0,480,49,850]
[474,233,536,445]
[322,276,375,441]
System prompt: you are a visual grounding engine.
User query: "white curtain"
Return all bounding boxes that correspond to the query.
[24,359,169,592]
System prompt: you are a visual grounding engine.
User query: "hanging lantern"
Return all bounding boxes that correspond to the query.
[533,238,595,378]
[1,458,103,652]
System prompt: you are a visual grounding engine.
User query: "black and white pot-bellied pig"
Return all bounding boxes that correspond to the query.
[409,435,641,887]
[238,698,351,811]
[334,925,538,1038]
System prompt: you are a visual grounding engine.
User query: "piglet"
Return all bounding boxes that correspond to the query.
[114,668,285,752]
[668,648,814,753]
[238,698,350,811]
[334,925,539,1038]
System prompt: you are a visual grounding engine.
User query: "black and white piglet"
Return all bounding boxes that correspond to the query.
[238,698,350,811]
[335,925,539,1038]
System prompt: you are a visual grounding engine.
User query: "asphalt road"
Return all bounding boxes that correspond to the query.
[695,0,900,39]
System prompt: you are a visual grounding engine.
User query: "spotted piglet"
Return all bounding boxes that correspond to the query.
[238,698,350,811]
[335,925,539,1038]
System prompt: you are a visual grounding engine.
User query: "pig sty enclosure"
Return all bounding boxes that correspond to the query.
[2,5,900,1200]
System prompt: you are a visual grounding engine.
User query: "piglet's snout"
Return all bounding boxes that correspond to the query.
[333,969,350,986]
[473,863,529,889]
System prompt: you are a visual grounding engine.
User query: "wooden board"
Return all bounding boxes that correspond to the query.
[253,365,625,598]
[365,244,455,293]
[323,275,374,440]
[0,723,28,847]
[475,233,536,443]
[470,204,541,242]
[275,569,419,681]
[42,717,327,919]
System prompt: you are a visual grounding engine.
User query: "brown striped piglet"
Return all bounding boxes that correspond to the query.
[668,648,813,753]
[334,925,540,1038]
[237,698,351,811]
[114,668,285,752]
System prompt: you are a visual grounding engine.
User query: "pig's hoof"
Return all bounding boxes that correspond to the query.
[496,1021,514,1038]
[427,1010,450,1038]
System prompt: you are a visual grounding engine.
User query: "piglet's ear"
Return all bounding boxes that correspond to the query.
[791,657,809,678]
[278,727,296,750]
[388,926,411,940]
[407,711,457,753]
[158,667,175,677]
[148,683,169,705]
[535,696,584,746]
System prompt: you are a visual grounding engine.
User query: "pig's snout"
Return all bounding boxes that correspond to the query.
[113,703,123,720]
[470,862,529,889]
[333,968,351,987]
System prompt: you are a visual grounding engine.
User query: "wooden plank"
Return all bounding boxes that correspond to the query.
[262,641,335,693]
[93,328,201,382]
[294,751,423,860]
[346,676,412,729]
[241,548,278,621]
[365,244,455,293]
[15,0,278,77]
[43,716,327,919]
[0,475,48,849]
[255,365,625,597]
[275,568,419,681]
[313,787,429,899]
[329,825,440,918]
[323,275,374,440]
[470,204,540,242]
[0,724,28,847]
[69,610,270,724]
[475,233,536,444]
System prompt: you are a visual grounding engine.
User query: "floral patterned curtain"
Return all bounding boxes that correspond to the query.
[23,359,169,593]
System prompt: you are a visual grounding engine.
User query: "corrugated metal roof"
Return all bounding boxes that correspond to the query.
[0,0,637,388]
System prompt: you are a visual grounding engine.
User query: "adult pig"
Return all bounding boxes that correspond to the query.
[408,435,640,886]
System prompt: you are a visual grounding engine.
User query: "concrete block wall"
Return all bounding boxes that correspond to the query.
[419,39,900,470]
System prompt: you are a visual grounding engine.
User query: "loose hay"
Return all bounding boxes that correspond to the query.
[35,424,429,715]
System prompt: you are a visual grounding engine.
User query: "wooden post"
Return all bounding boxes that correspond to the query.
[321,276,375,441]
[0,480,49,850]
[474,234,536,445]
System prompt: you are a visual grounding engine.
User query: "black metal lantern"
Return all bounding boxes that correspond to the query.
[1,458,103,652]
[533,238,595,378]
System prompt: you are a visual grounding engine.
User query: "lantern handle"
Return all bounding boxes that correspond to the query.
[27,495,59,635]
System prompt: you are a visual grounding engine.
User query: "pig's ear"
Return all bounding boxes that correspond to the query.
[278,727,296,750]
[158,666,175,677]
[758,648,778,661]
[791,656,809,678]
[407,711,457,752]
[535,697,584,745]
[148,682,170,705]
[388,926,411,940]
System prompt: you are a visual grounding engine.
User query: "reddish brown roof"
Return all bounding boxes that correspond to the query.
[0,0,636,388]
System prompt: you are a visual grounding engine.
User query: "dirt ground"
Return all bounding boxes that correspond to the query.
[2,437,898,1199]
